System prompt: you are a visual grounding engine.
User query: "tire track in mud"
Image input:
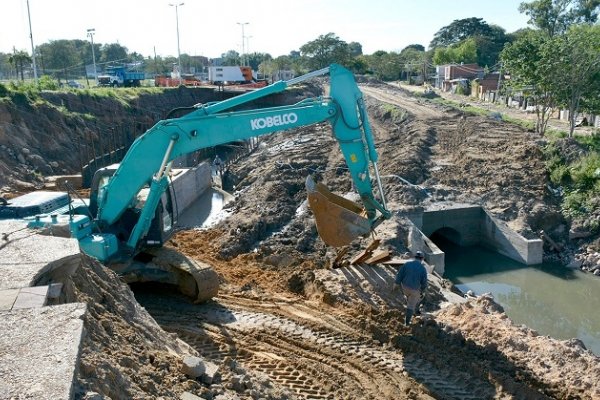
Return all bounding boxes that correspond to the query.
[137,291,496,399]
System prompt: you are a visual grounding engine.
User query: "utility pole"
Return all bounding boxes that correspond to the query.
[496,63,502,103]
[169,3,184,78]
[237,22,249,66]
[26,0,37,83]
[87,28,97,84]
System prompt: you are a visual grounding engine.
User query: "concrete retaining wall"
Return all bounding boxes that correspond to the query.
[480,209,543,265]
[405,202,544,275]
[171,162,212,215]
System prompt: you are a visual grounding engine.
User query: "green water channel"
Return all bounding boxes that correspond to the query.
[439,238,600,356]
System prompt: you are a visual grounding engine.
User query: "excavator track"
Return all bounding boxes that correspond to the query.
[115,247,219,303]
[135,292,500,399]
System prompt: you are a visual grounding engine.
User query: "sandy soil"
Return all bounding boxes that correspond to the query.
[8,80,599,399]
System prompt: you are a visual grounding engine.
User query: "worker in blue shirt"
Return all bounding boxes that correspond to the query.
[395,251,428,326]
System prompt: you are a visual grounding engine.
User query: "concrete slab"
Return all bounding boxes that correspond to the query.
[0,303,87,400]
[0,288,19,311]
[0,220,80,290]
[12,285,49,310]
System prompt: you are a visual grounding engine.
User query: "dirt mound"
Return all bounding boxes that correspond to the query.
[436,295,600,399]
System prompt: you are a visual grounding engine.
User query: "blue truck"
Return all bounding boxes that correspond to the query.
[97,66,145,87]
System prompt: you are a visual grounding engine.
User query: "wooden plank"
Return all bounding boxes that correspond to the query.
[382,258,409,265]
[349,239,381,265]
[332,247,349,268]
[365,250,391,264]
[350,249,371,265]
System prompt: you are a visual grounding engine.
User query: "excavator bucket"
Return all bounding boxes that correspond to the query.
[305,176,372,247]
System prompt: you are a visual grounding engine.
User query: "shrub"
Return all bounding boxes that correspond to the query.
[38,75,59,90]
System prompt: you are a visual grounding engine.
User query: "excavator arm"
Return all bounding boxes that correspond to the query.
[82,64,390,261]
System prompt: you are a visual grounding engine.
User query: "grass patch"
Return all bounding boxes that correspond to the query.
[543,136,600,232]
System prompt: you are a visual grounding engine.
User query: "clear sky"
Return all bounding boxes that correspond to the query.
[2,0,531,59]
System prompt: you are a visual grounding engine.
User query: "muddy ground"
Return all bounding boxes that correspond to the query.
[4,81,600,399]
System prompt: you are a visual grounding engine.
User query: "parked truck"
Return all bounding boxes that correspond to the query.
[98,66,145,87]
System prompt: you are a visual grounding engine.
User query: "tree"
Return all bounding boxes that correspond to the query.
[300,33,351,69]
[430,18,510,66]
[549,24,600,135]
[100,43,128,64]
[519,0,600,37]
[402,44,426,52]
[362,51,403,81]
[8,49,32,81]
[348,42,363,57]
[37,40,79,80]
[245,52,272,71]
[430,18,494,48]
[221,50,240,66]
[432,38,478,65]
[500,30,556,135]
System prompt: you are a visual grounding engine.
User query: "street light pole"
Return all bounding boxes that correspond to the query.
[169,2,184,78]
[26,0,37,83]
[237,22,249,66]
[87,28,97,84]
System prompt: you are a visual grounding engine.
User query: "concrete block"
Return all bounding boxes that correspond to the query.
[201,360,220,385]
[181,355,206,378]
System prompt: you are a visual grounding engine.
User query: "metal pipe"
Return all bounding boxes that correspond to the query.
[156,137,177,180]
[285,66,330,86]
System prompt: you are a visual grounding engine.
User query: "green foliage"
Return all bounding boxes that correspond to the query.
[519,0,600,37]
[300,33,352,70]
[550,24,600,135]
[544,136,600,223]
[37,75,59,90]
[432,38,478,65]
[429,17,510,66]
[570,152,600,190]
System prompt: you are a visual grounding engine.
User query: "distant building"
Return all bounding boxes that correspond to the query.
[435,63,483,91]
[472,73,501,101]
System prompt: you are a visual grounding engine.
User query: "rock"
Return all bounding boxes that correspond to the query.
[230,375,245,392]
[566,258,583,269]
[82,392,104,400]
[21,147,30,155]
[180,392,203,400]
[27,154,53,174]
[201,359,221,385]
[17,153,26,164]
[594,269,600,276]
[181,356,206,378]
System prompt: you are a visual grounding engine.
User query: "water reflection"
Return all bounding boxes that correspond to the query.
[439,237,600,355]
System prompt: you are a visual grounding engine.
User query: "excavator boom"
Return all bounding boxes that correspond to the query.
[82,64,391,261]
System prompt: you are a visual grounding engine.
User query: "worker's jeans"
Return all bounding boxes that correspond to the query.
[401,284,421,311]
